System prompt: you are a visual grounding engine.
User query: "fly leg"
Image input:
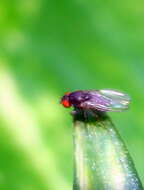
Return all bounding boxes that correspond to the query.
[71,108,85,121]
[83,109,89,122]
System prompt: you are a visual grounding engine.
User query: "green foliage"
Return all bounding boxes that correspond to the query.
[0,0,144,189]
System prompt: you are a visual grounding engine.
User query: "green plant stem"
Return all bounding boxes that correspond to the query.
[73,109,143,190]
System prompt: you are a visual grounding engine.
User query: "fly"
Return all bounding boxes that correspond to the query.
[60,89,130,112]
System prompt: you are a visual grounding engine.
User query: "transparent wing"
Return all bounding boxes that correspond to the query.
[81,89,131,112]
[99,89,131,111]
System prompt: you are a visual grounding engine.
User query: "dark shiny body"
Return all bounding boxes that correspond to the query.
[69,91,90,108]
[68,90,110,111]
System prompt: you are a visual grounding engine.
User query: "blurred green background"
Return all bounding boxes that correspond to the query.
[0,0,144,189]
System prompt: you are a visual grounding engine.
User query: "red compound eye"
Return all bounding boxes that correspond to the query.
[61,100,71,108]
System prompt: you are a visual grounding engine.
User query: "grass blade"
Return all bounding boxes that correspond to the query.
[73,110,143,190]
